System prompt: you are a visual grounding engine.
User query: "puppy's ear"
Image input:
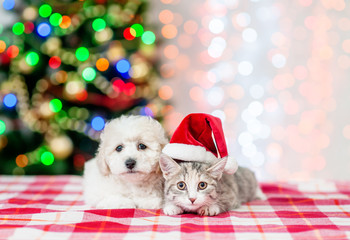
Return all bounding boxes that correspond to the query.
[159,153,181,179]
[96,146,110,176]
[96,131,110,176]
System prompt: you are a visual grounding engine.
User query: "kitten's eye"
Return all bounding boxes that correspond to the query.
[198,182,207,190]
[177,181,186,190]
[138,143,147,150]
[116,145,123,152]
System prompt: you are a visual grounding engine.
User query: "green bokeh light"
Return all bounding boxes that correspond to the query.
[25,52,39,66]
[82,67,96,82]
[92,18,106,32]
[49,13,63,26]
[75,47,89,61]
[41,151,54,165]
[39,4,52,18]
[141,31,156,45]
[131,24,144,37]
[49,99,62,113]
[12,22,25,35]
[0,120,6,135]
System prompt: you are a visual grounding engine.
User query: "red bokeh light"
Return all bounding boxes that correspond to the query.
[123,27,135,41]
[124,82,136,96]
[49,56,61,69]
[112,78,125,93]
[76,89,88,101]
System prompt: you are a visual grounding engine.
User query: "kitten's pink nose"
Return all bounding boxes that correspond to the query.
[189,198,196,204]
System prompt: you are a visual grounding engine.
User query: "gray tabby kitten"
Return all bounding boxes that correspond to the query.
[159,154,266,216]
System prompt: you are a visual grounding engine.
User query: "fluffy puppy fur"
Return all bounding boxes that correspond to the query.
[83,115,168,209]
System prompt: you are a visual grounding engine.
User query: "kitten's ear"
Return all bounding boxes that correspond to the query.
[159,153,181,179]
[207,158,227,180]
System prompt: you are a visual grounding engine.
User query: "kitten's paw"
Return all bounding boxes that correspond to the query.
[96,197,136,209]
[163,205,183,215]
[198,205,221,216]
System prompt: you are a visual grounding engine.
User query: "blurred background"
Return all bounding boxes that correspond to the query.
[1,0,349,181]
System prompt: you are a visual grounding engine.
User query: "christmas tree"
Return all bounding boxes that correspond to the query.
[0,0,165,175]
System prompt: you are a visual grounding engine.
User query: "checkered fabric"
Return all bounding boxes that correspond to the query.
[0,176,349,240]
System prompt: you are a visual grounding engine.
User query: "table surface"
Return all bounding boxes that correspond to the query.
[0,175,349,240]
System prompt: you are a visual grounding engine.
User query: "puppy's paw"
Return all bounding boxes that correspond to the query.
[198,205,221,216]
[136,197,162,209]
[96,197,136,209]
[163,204,183,215]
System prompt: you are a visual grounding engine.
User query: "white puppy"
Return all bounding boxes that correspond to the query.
[83,115,168,209]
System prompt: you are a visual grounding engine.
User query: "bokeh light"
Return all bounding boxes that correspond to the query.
[75,47,89,61]
[112,78,125,93]
[141,31,156,44]
[37,22,51,37]
[49,99,62,113]
[92,18,106,32]
[12,22,25,35]
[124,82,136,96]
[131,24,144,37]
[238,61,253,76]
[96,58,109,71]
[7,45,19,58]
[91,116,105,131]
[38,4,52,18]
[209,18,224,34]
[82,67,96,81]
[159,10,174,24]
[59,16,71,29]
[25,52,39,66]
[163,45,179,59]
[16,155,28,168]
[49,13,63,26]
[24,22,35,34]
[140,106,154,117]
[158,85,173,100]
[116,59,130,73]
[49,56,61,69]
[41,151,54,165]
[3,93,17,108]
[0,40,6,53]
[242,28,257,42]
[123,27,135,40]
[161,25,177,39]
[3,0,15,10]
[0,120,6,135]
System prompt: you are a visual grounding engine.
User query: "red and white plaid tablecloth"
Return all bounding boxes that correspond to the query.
[0,175,349,239]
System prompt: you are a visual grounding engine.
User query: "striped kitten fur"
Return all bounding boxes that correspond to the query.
[159,154,266,216]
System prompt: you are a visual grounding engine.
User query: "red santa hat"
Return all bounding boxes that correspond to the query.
[162,113,238,174]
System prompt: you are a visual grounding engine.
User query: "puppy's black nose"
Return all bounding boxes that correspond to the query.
[125,159,136,169]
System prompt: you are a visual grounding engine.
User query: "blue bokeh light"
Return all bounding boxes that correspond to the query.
[3,93,17,108]
[116,59,131,74]
[140,107,154,117]
[37,22,51,37]
[3,0,15,10]
[91,116,105,131]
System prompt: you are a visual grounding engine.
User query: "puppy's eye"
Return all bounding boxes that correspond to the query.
[198,182,207,190]
[138,143,147,150]
[177,181,186,190]
[116,145,123,152]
